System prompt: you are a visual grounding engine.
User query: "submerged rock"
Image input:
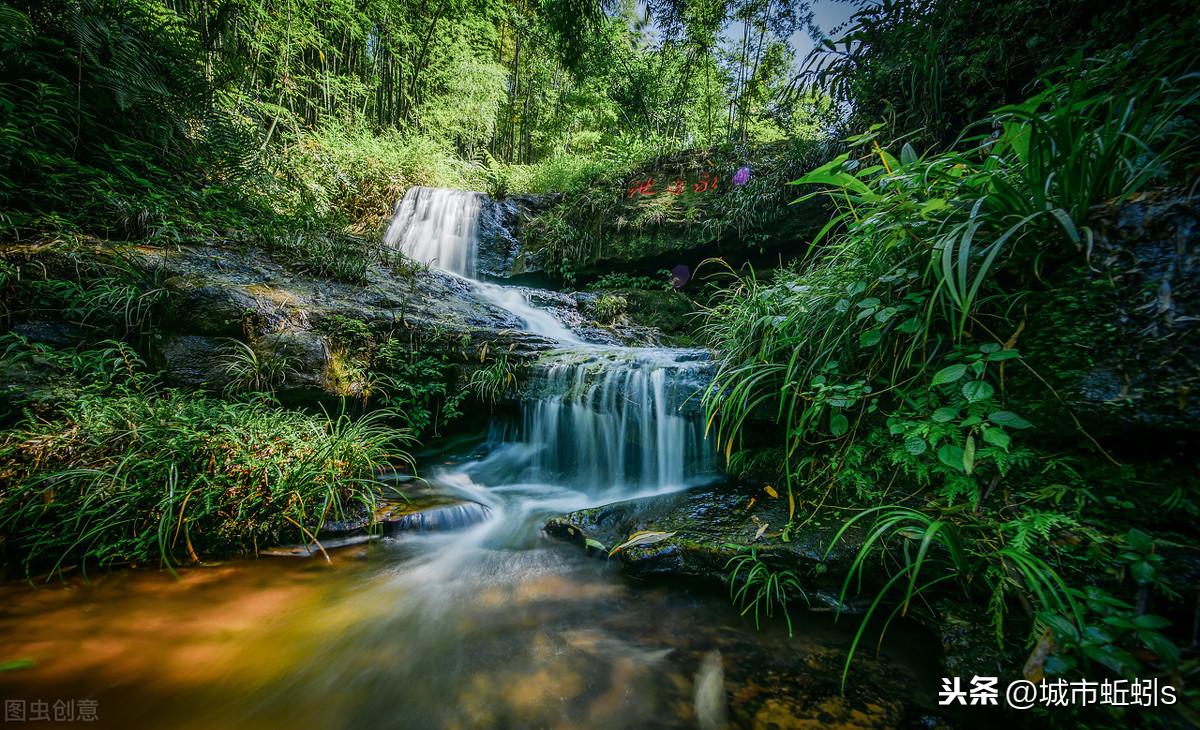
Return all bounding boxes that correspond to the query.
[377,498,492,533]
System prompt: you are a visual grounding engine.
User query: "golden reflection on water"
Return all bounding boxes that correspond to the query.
[0,544,938,730]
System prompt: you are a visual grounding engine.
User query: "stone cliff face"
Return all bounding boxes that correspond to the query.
[475,193,560,281]
[497,141,835,283]
[463,142,836,284]
[1073,191,1199,437]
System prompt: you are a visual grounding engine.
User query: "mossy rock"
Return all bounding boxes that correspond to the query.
[544,481,872,607]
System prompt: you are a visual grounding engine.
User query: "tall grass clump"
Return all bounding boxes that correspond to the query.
[0,338,414,576]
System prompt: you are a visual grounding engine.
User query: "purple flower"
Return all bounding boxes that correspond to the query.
[732,166,751,186]
[671,264,690,289]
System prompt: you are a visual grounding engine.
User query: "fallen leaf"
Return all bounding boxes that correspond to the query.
[1023,628,1055,682]
[764,485,779,498]
[609,530,677,557]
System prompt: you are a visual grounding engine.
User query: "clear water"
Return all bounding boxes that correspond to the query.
[0,532,940,729]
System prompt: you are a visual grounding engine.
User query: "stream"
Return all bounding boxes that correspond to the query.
[0,188,943,728]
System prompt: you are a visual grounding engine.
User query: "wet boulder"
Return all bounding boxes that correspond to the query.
[476,193,560,279]
[544,481,871,608]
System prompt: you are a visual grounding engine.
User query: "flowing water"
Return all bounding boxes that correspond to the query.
[0,187,941,729]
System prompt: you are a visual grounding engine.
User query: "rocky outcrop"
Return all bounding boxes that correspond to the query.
[1072,191,1199,436]
[476,193,560,280]
[500,141,835,281]
[545,481,872,609]
[1,241,671,404]
[545,481,1009,679]
[145,244,557,397]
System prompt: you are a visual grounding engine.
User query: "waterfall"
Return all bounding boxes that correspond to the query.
[384,187,485,277]
[519,349,715,492]
[383,185,715,498]
[384,186,581,344]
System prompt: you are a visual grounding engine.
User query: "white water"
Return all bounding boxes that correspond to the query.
[518,348,715,492]
[387,186,583,344]
[382,184,716,514]
[384,186,483,277]
[473,280,582,344]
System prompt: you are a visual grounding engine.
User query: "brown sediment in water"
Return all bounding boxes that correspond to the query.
[0,543,942,730]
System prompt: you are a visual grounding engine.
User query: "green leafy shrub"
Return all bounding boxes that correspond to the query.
[587,294,628,325]
[705,40,1198,688]
[586,271,675,291]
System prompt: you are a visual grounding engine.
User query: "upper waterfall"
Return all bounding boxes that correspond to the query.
[384,186,486,278]
[383,186,581,344]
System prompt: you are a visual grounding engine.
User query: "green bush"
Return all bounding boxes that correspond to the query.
[703,40,1198,686]
[587,293,628,325]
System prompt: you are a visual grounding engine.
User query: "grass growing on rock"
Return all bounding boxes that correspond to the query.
[0,338,413,577]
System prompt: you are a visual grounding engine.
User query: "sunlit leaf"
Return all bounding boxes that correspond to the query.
[608,530,676,557]
[961,380,994,402]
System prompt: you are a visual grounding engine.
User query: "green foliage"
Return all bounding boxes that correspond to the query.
[468,355,516,405]
[315,319,477,438]
[726,546,808,637]
[586,271,675,291]
[0,0,842,251]
[1038,532,1181,678]
[826,506,1080,690]
[12,248,167,336]
[706,35,1199,691]
[0,340,414,574]
[586,294,628,325]
[219,338,296,397]
[705,53,1198,494]
[804,0,1198,144]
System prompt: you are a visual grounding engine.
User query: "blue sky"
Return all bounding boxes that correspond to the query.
[789,0,858,59]
[633,1,862,72]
